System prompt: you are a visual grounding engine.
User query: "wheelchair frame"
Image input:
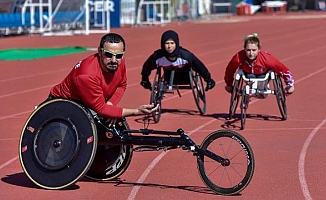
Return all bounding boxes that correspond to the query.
[150,66,206,123]
[19,99,255,196]
[229,69,287,130]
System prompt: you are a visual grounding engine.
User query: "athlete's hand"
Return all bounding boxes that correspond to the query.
[137,103,159,115]
[225,85,233,93]
[285,85,294,96]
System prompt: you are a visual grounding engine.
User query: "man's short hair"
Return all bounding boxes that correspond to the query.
[100,33,126,51]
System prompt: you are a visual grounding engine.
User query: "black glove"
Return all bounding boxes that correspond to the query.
[205,79,216,91]
[140,79,152,90]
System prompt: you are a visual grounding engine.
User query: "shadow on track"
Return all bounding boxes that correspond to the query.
[1,172,80,190]
[80,177,242,196]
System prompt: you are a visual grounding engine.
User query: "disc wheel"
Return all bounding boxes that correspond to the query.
[19,99,97,189]
[189,71,206,114]
[197,129,255,195]
[274,76,287,120]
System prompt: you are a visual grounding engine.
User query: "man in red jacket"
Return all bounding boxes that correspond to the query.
[224,33,294,95]
[50,33,158,119]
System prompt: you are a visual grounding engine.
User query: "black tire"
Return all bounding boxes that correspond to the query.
[273,76,287,120]
[240,89,247,130]
[197,129,255,195]
[19,99,98,189]
[150,72,162,123]
[189,70,206,114]
[86,119,133,181]
[229,79,243,119]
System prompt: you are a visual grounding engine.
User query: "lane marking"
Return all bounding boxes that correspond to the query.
[0,156,19,170]
[0,138,20,141]
[0,110,33,121]
[298,118,326,200]
[0,85,52,99]
[127,119,216,200]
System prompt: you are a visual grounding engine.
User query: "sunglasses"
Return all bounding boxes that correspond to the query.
[101,48,124,59]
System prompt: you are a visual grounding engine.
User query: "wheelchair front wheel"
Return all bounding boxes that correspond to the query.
[189,71,206,114]
[274,76,287,120]
[240,89,248,130]
[197,129,255,195]
[150,73,162,123]
[229,79,242,119]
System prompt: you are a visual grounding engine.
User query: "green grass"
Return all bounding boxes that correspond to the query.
[0,46,89,61]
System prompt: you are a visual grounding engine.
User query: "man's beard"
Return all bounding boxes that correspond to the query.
[106,61,119,73]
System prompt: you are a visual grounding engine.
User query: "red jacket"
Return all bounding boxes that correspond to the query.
[50,53,127,118]
[224,50,294,86]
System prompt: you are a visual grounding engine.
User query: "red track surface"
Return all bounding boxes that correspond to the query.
[1,12,326,200]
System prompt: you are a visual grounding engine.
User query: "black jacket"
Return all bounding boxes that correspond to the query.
[141,47,211,82]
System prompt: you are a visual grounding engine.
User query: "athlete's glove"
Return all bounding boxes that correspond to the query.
[205,79,216,91]
[140,78,152,90]
[285,85,294,95]
[225,85,233,93]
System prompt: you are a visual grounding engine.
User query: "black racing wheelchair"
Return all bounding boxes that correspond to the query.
[150,66,206,123]
[19,98,255,195]
[229,69,287,130]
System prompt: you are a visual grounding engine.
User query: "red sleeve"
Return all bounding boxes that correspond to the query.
[224,52,241,86]
[265,53,294,86]
[74,75,123,118]
[107,60,127,106]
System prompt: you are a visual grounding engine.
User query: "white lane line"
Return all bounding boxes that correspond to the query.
[0,156,19,170]
[0,110,32,120]
[298,118,326,200]
[0,85,52,99]
[0,138,19,141]
[127,119,216,200]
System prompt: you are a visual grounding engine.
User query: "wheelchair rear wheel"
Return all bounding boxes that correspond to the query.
[86,119,133,181]
[19,99,98,189]
[189,71,206,114]
[240,89,248,130]
[229,78,243,119]
[197,129,255,195]
[150,72,162,123]
[274,76,287,120]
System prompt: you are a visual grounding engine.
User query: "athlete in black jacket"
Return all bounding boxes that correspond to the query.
[140,30,215,91]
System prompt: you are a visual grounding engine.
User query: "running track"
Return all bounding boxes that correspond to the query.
[1,12,326,200]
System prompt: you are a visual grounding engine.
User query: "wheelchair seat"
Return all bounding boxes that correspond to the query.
[150,65,206,123]
[236,69,275,97]
[163,66,191,86]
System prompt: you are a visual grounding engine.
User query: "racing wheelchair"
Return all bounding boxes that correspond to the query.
[150,66,206,123]
[229,69,287,130]
[19,98,255,195]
